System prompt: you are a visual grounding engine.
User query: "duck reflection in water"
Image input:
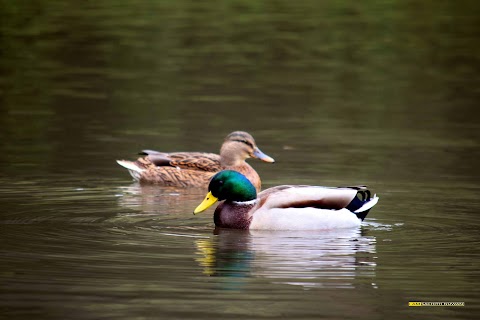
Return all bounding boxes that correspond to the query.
[195,227,377,289]
[117,183,206,215]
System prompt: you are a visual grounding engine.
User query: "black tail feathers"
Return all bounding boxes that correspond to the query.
[346,190,374,221]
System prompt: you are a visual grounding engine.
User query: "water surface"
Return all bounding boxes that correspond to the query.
[1,1,479,319]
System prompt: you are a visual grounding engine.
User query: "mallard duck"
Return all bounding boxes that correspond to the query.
[116,131,274,190]
[193,170,379,230]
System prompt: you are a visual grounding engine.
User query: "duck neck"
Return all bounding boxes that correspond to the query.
[220,143,247,166]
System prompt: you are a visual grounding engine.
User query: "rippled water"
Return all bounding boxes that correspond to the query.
[2,178,478,319]
[1,1,479,319]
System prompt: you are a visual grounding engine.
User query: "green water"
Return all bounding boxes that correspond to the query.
[1,1,479,319]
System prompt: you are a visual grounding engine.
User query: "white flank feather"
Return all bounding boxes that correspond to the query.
[116,160,144,181]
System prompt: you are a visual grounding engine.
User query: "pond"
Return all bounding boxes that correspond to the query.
[1,1,479,319]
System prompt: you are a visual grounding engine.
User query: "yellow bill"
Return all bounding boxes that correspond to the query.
[194,191,219,214]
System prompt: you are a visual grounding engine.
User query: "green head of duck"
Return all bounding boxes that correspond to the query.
[194,170,257,214]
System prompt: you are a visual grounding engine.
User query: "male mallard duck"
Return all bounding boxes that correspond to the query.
[116,131,274,190]
[194,170,379,230]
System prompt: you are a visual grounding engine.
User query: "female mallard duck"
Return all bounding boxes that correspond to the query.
[116,131,274,191]
[194,170,379,230]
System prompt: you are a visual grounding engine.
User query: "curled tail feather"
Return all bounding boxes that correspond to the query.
[346,194,379,221]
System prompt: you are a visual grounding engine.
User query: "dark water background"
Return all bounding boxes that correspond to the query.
[1,1,479,319]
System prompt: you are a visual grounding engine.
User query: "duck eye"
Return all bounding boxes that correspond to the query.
[232,139,253,147]
[240,140,253,148]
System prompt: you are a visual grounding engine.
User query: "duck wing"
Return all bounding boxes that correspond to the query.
[257,185,359,210]
[146,152,221,172]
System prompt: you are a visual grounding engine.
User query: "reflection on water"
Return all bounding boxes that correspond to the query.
[117,183,206,215]
[196,228,376,289]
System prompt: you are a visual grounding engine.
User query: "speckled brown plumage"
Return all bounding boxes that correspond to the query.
[136,153,221,187]
[117,131,275,191]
